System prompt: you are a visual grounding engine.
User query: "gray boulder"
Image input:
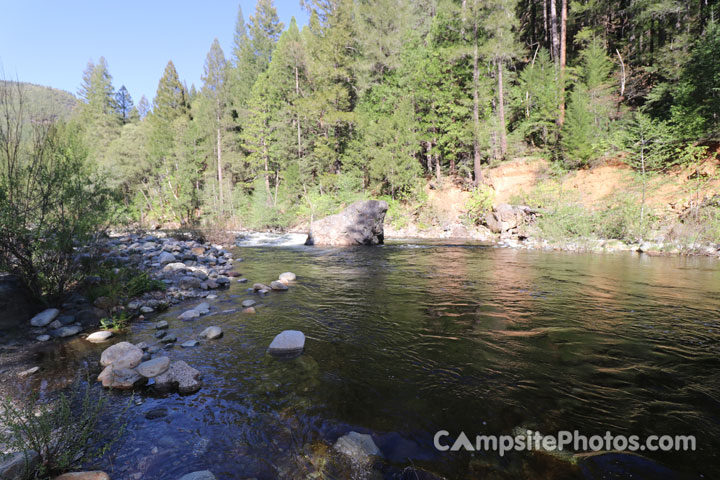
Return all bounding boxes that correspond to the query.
[270,281,288,291]
[484,203,531,234]
[100,342,143,369]
[137,356,170,378]
[200,326,223,339]
[306,200,388,246]
[97,366,146,390]
[30,308,60,327]
[268,330,305,356]
[51,325,83,338]
[158,252,177,264]
[155,360,202,393]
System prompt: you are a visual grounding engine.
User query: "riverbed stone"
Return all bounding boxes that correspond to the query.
[0,450,39,480]
[242,307,256,314]
[36,334,51,342]
[30,308,59,327]
[155,360,202,393]
[87,331,113,343]
[270,281,289,291]
[100,341,143,368]
[54,471,110,480]
[161,333,177,343]
[158,252,176,265]
[181,340,199,348]
[178,308,201,320]
[200,326,223,339]
[194,302,210,314]
[51,325,83,338]
[137,356,171,378]
[268,330,305,355]
[155,320,169,330]
[18,366,39,378]
[179,276,202,290]
[278,272,296,283]
[333,431,381,463]
[177,471,216,480]
[253,283,270,291]
[241,299,256,308]
[97,366,146,390]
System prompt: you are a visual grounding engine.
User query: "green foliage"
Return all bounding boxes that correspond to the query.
[0,85,113,302]
[86,266,165,305]
[99,311,130,330]
[0,379,130,477]
[462,186,496,225]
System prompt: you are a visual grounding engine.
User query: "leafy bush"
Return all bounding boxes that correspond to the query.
[462,186,495,225]
[86,267,164,305]
[0,83,113,302]
[99,311,130,330]
[0,379,129,477]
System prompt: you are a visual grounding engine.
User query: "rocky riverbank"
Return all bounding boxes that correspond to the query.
[385,203,720,258]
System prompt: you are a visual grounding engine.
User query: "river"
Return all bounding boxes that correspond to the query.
[33,236,720,479]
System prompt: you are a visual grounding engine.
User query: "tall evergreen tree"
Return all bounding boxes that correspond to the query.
[200,38,229,204]
[115,85,137,124]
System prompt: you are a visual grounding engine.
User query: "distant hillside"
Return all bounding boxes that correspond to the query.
[1,81,77,121]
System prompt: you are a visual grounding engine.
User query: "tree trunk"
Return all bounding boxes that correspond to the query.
[216,107,223,205]
[543,0,549,48]
[472,5,483,185]
[295,66,302,161]
[550,0,559,62]
[497,60,507,158]
[263,137,272,206]
[558,0,567,126]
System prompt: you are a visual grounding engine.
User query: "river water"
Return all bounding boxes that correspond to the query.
[33,236,720,479]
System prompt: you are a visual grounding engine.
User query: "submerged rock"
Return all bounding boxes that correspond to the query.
[268,330,305,355]
[177,471,217,480]
[241,299,256,308]
[334,431,382,464]
[306,200,388,246]
[270,281,289,291]
[278,272,296,283]
[200,326,223,339]
[155,320,169,330]
[181,340,199,348]
[30,308,59,327]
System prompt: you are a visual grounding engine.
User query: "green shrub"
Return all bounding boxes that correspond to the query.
[86,267,164,304]
[0,379,129,478]
[0,84,113,302]
[462,186,495,225]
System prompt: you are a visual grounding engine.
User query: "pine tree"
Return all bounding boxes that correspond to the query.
[115,85,137,124]
[200,38,229,205]
[77,57,120,164]
[153,60,189,124]
[137,95,150,119]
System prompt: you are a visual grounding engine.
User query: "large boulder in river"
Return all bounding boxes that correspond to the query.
[305,200,388,246]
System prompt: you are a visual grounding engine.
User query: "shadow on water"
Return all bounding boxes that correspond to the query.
[28,240,720,479]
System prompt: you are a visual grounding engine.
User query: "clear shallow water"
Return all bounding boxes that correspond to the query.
[35,240,720,478]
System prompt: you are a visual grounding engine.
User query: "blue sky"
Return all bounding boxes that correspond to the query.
[0,0,307,104]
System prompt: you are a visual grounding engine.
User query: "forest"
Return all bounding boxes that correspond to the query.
[17,0,720,229]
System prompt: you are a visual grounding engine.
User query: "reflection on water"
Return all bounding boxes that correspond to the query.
[34,242,720,478]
